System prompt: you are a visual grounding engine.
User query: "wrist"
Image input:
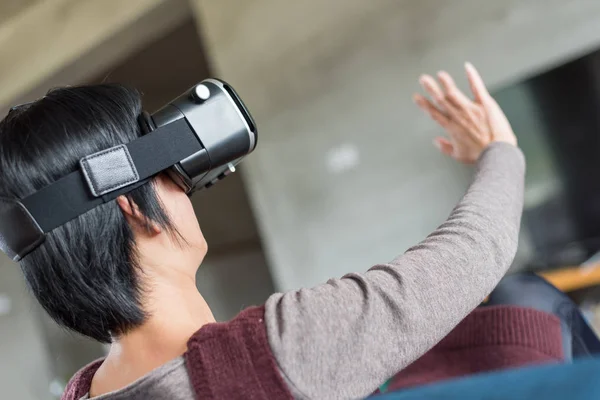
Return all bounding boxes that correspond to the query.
[478,141,522,163]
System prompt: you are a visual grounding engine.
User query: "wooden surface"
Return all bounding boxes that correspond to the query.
[540,263,600,293]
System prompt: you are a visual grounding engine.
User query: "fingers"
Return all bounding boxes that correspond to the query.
[420,72,473,128]
[424,75,472,133]
[413,93,451,127]
[465,62,490,103]
[416,70,484,146]
[433,137,454,157]
[418,75,446,108]
[413,92,455,157]
[437,71,473,110]
[428,71,484,143]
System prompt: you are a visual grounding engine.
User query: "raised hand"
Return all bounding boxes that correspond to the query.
[414,63,517,164]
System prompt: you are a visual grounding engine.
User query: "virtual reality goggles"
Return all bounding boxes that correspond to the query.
[0,79,257,261]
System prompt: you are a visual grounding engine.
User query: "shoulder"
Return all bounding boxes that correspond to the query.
[61,359,104,400]
[188,305,266,344]
[184,305,292,399]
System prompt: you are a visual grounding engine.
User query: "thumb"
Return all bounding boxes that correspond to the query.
[434,137,454,157]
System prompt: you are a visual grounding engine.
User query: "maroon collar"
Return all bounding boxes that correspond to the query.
[61,359,104,400]
[61,306,291,400]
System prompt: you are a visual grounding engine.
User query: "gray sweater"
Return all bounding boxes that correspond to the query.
[82,142,526,400]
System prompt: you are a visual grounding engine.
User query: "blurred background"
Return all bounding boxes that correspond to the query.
[2,0,600,398]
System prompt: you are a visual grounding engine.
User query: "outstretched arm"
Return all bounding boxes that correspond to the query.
[265,64,524,399]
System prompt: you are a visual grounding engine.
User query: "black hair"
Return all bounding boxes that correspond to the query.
[0,85,175,343]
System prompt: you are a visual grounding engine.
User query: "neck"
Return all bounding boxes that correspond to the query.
[91,261,214,395]
[117,275,214,360]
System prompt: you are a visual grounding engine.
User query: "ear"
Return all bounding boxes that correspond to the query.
[116,195,162,235]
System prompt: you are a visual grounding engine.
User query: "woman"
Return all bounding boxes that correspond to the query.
[0,63,523,399]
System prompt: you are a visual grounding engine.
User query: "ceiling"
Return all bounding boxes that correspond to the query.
[0,0,40,25]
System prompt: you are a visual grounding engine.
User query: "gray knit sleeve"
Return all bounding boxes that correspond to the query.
[264,142,526,399]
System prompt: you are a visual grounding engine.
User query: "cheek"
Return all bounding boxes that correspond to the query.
[155,175,206,247]
[173,196,204,244]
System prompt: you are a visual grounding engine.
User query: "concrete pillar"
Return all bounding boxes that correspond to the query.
[0,255,54,399]
[193,0,600,290]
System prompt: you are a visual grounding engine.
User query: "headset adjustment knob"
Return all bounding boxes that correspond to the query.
[191,84,210,103]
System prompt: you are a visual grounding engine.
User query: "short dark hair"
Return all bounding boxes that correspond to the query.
[0,85,174,342]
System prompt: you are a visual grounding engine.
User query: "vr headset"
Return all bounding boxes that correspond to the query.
[0,79,257,261]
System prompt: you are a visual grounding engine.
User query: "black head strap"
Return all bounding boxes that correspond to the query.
[0,116,202,261]
[138,111,156,135]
